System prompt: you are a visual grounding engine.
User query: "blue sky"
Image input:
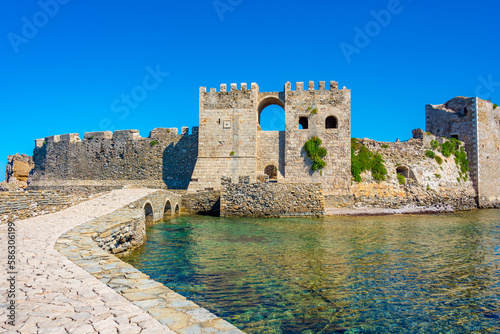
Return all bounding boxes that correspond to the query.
[1,0,499,181]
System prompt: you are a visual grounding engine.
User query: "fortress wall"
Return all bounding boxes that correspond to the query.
[476,98,500,207]
[220,176,324,217]
[0,191,100,224]
[188,84,258,192]
[325,133,477,211]
[256,131,285,179]
[425,97,479,193]
[29,128,198,191]
[283,82,351,196]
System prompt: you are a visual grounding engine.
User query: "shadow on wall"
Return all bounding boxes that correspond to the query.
[162,133,198,189]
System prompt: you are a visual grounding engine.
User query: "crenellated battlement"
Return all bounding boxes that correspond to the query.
[200,82,258,94]
[285,81,341,92]
[35,126,197,148]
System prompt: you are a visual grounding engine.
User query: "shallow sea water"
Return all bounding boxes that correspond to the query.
[122,210,500,333]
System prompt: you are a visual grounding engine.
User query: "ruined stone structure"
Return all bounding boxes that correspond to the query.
[3,82,499,215]
[188,81,351,196]
[426,97,500,207]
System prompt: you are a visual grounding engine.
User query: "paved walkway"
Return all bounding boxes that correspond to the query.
[1,189,176,334]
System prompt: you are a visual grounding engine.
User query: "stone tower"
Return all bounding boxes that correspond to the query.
[426,97,500,207]
[187,81,352,196]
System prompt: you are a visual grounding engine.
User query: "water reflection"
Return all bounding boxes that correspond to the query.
[123,210,500,333]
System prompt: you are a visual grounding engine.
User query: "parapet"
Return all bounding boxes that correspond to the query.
[112,130,141,141]
[200,82,259,93]
[84,131,113,140]
[285,81,340,92]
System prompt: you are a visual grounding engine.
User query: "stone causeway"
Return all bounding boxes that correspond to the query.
[0,189,244,334]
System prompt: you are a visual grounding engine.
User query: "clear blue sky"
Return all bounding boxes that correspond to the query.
[1,0,499,181]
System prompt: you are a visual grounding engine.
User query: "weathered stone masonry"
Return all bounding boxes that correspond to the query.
[187,81,351,196]
[29,127,198,191]
[12,82,500,214]
[426,97,500,207]
[220,176,324,218]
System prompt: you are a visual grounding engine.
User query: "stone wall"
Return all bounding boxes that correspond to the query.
[476,99,500,207]
[325,132,477,212]
[220,176,324,217]
[0,154,34,190]
[181,190,220,215]
[90,190,181,256]
[29,127,198,191]
[55,190,244,333]
[0,191,102,224]
[188,81,352,195]
[426,97,500,208]
[283,81,351,196]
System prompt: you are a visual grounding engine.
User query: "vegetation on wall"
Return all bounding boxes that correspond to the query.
[397,173,405,185]
[150,140,158,147]
[351,138,388,183]
[304,136,327,171]
[427,137,470,181]
[494,103,498,109]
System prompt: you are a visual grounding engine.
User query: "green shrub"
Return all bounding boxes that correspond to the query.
[435,173,441,179]
[150,140,158,147]
[425,150,436,159]
[397,173,405,185]
[430,140,439,150]
[435,156,443,165]
[304,136,327,171]
[494,103,498,109]
[351,140,387,183]
[440,139,460,157]
[230,151,235,156]
[457,177,461,183]
[454,148,469,174]
[310,108,318,115]
[381,144,389,149]
[427,184,431,191]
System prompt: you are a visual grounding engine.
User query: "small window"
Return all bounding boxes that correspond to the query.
[299,117,308,129]
[325,116,338,129]
[451,134,459,140]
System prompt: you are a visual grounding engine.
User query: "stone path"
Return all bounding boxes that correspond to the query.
[0,189,176,333]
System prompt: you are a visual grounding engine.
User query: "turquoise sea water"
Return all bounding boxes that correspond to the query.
[122,210,500,333]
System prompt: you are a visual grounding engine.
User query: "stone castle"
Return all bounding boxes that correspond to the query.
[17,81,500,213]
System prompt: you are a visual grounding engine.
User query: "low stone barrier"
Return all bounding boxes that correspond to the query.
[55,190,244,333]
[220,176,324,217]
[0,190,100,224]
[181,190,220,216]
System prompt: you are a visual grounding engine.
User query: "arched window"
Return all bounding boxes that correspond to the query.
[264,165,278,180]
[325,116,338,129]
[163,200,171,220]
[299,117,308,130]
[144,203,154,225]
[258,97,286,131]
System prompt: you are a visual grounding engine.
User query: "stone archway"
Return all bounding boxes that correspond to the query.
[264,165,278,180]
[163,200,172,220]
[144,203,154,225]
[174,204,180,215]
[258,96,286,131]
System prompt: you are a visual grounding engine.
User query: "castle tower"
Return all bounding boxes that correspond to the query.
[426,97,500,207]
[188,81,352,196]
